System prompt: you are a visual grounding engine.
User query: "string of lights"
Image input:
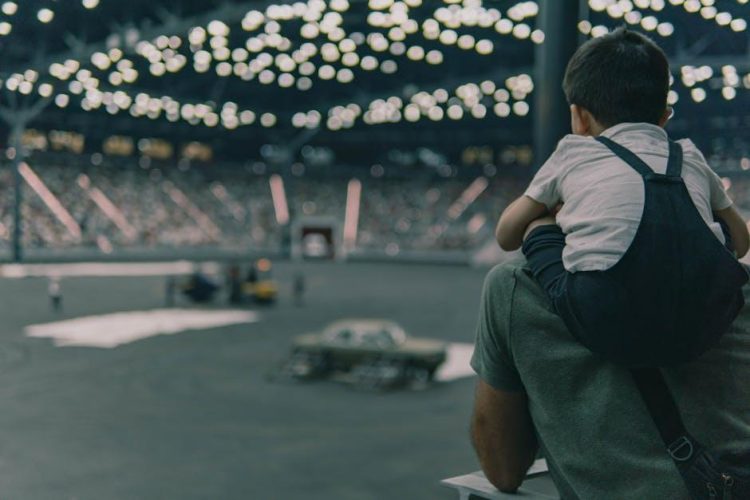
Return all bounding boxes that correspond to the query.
[586,0,676,37]
[0,0,745,134]
[304,73,534,131]
[668,0,747,31]
[589,0,746,33]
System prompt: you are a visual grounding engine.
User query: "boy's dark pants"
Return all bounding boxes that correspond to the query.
[522,220,735,319]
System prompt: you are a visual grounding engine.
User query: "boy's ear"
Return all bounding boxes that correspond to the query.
[658,106,673,127]
[570,104,590,136]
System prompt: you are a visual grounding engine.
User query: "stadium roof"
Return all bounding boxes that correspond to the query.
[0,0,748,162]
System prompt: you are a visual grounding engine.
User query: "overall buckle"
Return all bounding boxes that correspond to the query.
[667,436,694,462]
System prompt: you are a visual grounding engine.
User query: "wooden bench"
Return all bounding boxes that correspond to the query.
[441,459,559,499]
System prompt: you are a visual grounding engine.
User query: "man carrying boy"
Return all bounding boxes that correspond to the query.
[495,27,748,367]
[471,28,750,498]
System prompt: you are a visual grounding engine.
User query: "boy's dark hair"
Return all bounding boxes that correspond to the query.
[563,27,670,128]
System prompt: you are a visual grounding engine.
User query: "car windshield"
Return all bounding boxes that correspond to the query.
[361,329,395,348]
[324,323,405,347]
[332,329,354,343]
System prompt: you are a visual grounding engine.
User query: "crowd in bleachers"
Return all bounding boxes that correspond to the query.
[0,155,530,256]
[355,178,523,252]
[4,150,748,257]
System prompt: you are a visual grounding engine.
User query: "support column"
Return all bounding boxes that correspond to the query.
[0,93,52,262]
[533,0,586,169]
[0,96,51,262]
[10,125,24,262]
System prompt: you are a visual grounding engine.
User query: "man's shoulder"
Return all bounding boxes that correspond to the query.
[485,259,524,283]
[484,260,548,307]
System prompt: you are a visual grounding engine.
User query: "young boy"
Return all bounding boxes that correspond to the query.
[496,28,749,367]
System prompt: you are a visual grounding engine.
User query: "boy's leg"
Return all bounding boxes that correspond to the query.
[524,216,557,240]
[521,216,567,302]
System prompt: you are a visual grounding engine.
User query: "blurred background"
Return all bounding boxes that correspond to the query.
[0,0,745,498]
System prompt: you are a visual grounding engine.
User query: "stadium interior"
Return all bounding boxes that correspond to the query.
[0,0,747,498]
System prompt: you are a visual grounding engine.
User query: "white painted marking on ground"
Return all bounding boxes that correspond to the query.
[435,342,475,382]
[0,261,220,279]
[25,308,259,348]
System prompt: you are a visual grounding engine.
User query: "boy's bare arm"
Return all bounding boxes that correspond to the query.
[714,206,750,258]
[495,196,549,251]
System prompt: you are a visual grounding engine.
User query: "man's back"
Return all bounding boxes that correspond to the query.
[471,261,750,499]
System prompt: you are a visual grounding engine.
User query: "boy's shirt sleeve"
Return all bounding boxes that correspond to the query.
[523,139,568,210]
[683,139,733,211]
[708,169,732,211]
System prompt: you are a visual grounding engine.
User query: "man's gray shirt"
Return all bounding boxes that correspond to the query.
[471,261,750,499]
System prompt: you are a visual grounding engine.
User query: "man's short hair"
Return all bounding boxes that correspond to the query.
[562,27,670,128]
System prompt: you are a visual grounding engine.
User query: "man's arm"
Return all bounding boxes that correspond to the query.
[714,206,750,258]
[495,196,548,252]
[470,379,538,493]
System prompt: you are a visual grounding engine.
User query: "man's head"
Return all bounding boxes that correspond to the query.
[563,27,671,136]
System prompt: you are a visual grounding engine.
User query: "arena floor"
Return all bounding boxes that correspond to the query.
[0,261,489,500]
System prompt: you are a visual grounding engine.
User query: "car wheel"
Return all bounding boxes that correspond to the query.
[352,360,404,390]
[283,351,329,379]
[407,366,431,390]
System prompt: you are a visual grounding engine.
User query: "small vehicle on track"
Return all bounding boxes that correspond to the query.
[282,319,447,389]
[241,258,278,304]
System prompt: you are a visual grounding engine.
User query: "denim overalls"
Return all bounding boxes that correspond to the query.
[533,136,749,368]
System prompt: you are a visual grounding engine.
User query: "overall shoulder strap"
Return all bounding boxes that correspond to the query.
[629,368,697,463]
[595,136,654,178]
[666,140,683,177]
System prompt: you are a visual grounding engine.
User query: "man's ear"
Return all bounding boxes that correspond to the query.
[658,106,673,127]
[570,104,589,136]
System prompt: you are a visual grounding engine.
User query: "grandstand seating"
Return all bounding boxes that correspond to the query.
[4,151,748,257]
[0,154,528,256]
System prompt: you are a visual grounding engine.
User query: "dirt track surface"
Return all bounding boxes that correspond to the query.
[0,261,487,499]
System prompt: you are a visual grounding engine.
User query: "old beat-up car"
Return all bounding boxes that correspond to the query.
[284,319,447,389]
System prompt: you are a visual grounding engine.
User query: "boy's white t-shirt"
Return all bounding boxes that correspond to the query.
[524,122,733,273]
